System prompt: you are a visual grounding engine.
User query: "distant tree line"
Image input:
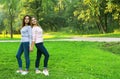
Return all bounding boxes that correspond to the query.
[0,0,120,38]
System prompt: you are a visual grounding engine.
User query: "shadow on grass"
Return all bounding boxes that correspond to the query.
[101,42,120,55]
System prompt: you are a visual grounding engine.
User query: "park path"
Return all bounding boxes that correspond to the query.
[1,37,120,42]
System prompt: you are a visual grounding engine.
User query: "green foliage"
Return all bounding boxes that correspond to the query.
[0,0,120,35]
[0,0,21,38]
[73,0,120,34]
[41,14,66,32]
[0,7,5,32]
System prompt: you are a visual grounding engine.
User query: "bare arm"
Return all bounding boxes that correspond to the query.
[30,41,35,52]
[30,27,36,52]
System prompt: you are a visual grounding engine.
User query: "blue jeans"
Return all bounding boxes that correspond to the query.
[35,43,49,68]
[16,42,30,70]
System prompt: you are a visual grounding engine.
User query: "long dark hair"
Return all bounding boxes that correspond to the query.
[22,15,31,27]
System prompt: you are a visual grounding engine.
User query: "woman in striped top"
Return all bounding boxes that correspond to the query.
[30,17,49,76]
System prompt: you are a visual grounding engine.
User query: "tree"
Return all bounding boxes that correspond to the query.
[0,0,20,38]
[73,0,120,33]
[0,5,5,33]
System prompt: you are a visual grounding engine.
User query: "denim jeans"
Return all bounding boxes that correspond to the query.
[16,42,30,70]
[35,43,49,68]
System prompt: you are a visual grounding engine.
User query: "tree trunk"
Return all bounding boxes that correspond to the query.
[10,13,13,38]
[35,0,42,20]
[10,20,13,38]
[98,15,106,33]
[104,14,108,32]
[9,8,13,38]
[95,21,101,33]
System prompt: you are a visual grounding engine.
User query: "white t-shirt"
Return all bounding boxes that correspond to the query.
[21,25,32,45]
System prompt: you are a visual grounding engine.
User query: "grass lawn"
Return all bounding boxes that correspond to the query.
[1,32,120,40]
[0,41,120,79]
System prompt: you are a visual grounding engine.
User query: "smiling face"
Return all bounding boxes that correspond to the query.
[24,16,30,24]
[22,15,31,27]
[31,17,37,26]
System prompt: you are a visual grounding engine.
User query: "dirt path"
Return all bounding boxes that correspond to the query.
[0,37,120,42]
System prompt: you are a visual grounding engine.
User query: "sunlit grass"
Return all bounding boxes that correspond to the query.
[46,32,120,38]
[0,41,120,79]
[0,32,120,40]
[0,34,55,39]
[0,34,21,38]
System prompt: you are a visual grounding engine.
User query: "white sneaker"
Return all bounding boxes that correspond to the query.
[43,69,49,76]
[16,70,23,73]
[35,70,42,74]
[21,71,28,75]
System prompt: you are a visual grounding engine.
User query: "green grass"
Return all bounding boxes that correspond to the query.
[0,38,20,40]
[1,32,120,40]
[101,42,120,55]
[86,33,120,37]
[0,41,120,79]
[43,32,120,38]
[44,32,120,38]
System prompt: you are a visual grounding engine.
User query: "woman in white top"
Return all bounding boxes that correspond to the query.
[30,17,49,76]
[16,15,32,75]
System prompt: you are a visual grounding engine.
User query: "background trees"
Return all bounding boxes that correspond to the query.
[74,0,120,33]
[0,0,120,38]
[0,0,20,38]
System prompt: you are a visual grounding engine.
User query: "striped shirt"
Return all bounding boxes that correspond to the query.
[32,26,43,43]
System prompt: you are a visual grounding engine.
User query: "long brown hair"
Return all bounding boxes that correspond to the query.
[22,15,31,27]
